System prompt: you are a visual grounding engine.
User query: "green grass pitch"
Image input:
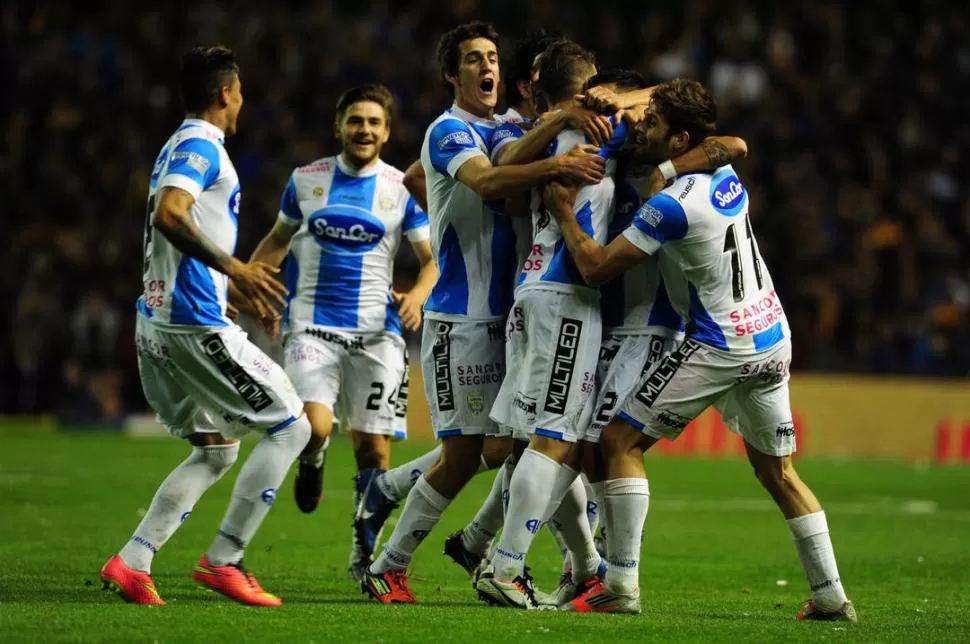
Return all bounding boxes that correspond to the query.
[1,430,969,642]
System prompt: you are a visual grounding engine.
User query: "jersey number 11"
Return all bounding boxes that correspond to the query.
[722,216,764,302]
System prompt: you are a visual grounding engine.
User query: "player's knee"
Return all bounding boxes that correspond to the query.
[270,413,312,455]
[439,436,484,477]
[200,441,240,478]
[600,419,640,456]
[752,454,796,494]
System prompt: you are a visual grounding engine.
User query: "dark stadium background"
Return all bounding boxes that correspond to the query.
[2,0,969,424]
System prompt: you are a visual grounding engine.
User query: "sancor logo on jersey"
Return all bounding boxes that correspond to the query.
[710,174,747,216]
[307,207,385,255]
[438,130,473,150]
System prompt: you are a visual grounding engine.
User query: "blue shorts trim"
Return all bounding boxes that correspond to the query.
[616,411,645,431]
[267,415,297,435]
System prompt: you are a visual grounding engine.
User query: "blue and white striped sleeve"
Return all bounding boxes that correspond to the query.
[623,193,689,255]
[157,137,221,199]
[277,175,303,225]
[489,121,525,162]
[402,196,430,242]
[427,118,485,178]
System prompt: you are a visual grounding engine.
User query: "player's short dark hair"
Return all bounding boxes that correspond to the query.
[536,40,597,108]
[584,68,648,93]
[504,27,562,107]
[179,46,239,113]
[335,84,394,125]
[436,21,500,91]
[651,78,717,149]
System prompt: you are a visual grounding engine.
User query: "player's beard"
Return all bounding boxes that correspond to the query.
[343,139,381,169]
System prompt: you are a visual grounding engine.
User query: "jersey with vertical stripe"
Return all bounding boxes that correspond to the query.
[137,118,238,329]
[601,177,684,336]
[278,155,429,335]
[517,117,628,295]
[420,105,517,322]
[622,166,789,354]
[488,112,535,281]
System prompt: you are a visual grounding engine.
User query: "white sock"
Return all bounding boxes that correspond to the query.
[207,416,310,566]
[603,478,650,595]
[298,434,329,468]
[545,518,571,573]
[119,443,239,572]
[376,445,441,503]
[544,465,582,574]
[788,511,848,612]
[584,476,603,537]
[589,480,606,539]
[549,473,601,582]
[485,458,516,562]
[370,475,451,572]
[490,448,560,580]
[461,461,509,555]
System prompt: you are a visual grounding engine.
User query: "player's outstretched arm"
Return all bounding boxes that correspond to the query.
[403,160,428,211]
[456,149,605,200]
[541,181,648,286]
[153,187,288,321]
[576,85,657,114]
[493,108,613,167]
[393,239,437,332]
[250,219,299,268]
[642,136,749,198]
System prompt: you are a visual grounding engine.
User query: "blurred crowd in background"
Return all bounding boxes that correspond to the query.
[2,0,969,421]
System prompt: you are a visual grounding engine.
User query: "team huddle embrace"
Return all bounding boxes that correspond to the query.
[98,20,857,623]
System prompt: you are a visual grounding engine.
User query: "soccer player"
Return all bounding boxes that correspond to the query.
[352,30,566,576]
[544,78,856,621]
[247,84,437,580]
[99,46,310,607]
[360,21,606,604]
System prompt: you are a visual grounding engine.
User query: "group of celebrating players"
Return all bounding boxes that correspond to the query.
[97,19,857,622]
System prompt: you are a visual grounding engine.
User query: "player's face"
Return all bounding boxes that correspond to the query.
[636,102,674,163]
[338,100,390,168]
[223,75,243,136]
[452,37,499,116]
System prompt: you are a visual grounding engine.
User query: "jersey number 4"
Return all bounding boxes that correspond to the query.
[722,216,764,302]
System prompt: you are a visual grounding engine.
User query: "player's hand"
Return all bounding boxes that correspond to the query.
[576,86,623,114]
[644,167,671,199]
[257,313,282,342]
[391,289,423,332]
[562,105,614,147]
[558,144,606,184]
[541,181,579,222]
[228,260,289,322]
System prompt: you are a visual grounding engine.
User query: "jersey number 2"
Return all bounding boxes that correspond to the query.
[722,217,764,302]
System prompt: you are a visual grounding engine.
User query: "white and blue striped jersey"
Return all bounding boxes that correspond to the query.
[137,118,239,329]
[517,117,628,295]
[487,114,536,279]
[623,166,789,354]
[601,178,684,337]
[420,105,518,322]
[278,156,429,336]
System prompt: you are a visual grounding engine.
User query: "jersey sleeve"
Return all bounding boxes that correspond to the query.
[427,118,485,178]
[277,175,303,225]
[489,121,525,162]
[623,192,688,255]
[596,116,629,159]
[403,196,430,242]
[157,137,221,199]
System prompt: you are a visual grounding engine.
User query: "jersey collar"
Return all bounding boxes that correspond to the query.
[448,103,494,125]
[336,154,381,177]
[181,118,225,143]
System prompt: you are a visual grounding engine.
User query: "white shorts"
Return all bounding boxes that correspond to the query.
[391,349,410,440]
[284,329,406,436]
[617,339,796,457]
[136,317,303,439]
[491,288,601,443]
[421,317,505,438]
[585,332,679,442]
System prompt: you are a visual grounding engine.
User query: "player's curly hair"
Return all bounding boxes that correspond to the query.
[179,45,239,113]
[335,84,394,125]
[650,78,717,149]
[436,21,501,91]
[536,39,597,108]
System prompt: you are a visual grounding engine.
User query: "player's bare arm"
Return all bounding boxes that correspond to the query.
[455,149,605,200]
[493,107,612,166]
[577,84,656,113]
[402,159,428,211]
[392,239,437,332]
[250,219,299,268]
[541,181,648,286]
[641,136,748,198]
[153,186,288,319]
